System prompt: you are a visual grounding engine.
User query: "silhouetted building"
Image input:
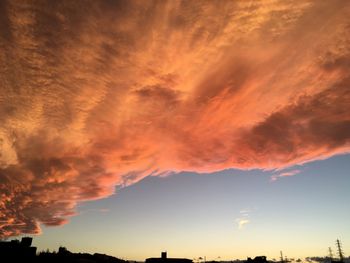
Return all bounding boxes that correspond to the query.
[21,236,33,247]
[146,252,192,263]
[58,246,70,255]
[0,237,37,262]
[246,256,268,263]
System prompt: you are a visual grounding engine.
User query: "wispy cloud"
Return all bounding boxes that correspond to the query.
[236,209,252,230]
[237,219,250,230]
[0,0,350,237]
[270,169,301,182]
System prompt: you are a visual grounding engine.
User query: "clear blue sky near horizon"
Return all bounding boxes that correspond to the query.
[32,154,350,261]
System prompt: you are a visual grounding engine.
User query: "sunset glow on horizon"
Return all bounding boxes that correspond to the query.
[0,0,349,259]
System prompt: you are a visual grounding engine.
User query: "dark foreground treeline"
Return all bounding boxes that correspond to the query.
[0,237,129,263]
[1,237,349,263]
[3,248,128,263]
[36,248,128,263]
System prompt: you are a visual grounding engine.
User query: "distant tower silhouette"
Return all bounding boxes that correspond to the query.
[329,247,334,260]
[336,239,344,263]
[280,251,284,263]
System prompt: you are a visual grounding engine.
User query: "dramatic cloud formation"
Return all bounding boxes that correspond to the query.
[1,0,350,237]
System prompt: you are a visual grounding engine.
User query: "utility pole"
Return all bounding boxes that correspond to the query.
[280,251,284,263]
[336,239,344,263]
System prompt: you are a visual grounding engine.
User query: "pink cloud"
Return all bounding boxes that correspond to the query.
[0,0,350,238]
[270,170,301,182]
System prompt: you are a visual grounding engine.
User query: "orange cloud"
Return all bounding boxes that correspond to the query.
[0,0,350,238]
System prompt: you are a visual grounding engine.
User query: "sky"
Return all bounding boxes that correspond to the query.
[32,154,350,260]
[0,0,350,260]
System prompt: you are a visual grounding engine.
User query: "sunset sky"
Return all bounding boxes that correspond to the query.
[0,0,349,260]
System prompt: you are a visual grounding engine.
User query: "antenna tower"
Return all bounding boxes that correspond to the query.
[336,239,344,263]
